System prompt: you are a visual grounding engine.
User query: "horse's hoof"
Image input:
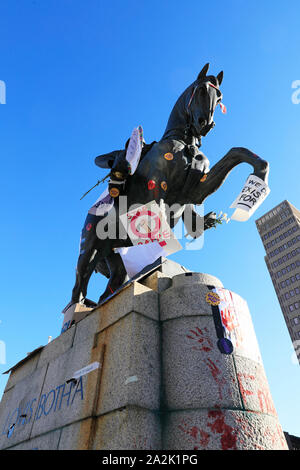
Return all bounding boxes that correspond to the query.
[98,292,110,304]
[204,212,217,229]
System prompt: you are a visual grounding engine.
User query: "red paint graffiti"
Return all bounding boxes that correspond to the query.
[237,372,277,416]
[186,327,213,352]
[204,359,228,400]
[178,407,237,450]
[207,407,237,450]
[186,326,232,401]
[132,436,153,450]
[178,420,210,449]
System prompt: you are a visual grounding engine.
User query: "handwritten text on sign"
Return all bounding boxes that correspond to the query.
[230,175,270,221]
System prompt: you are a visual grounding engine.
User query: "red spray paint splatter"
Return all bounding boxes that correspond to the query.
[178,420,210,449]
[186,327,213,352]
[204,359,228,400]
[207,407,237,450]
[237,372,277,417]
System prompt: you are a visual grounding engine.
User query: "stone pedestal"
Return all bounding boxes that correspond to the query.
[0,261,288,450]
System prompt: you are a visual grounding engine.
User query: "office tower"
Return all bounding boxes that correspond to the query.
[256,200,300,364]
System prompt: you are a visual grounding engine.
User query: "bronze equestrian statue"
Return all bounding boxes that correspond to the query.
[64,64,269,310]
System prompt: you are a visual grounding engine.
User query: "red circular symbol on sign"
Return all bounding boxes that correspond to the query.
[130,209,161,239]
[86,223,92,231]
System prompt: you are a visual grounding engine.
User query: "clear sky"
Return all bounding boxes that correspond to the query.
[0,0,300,436]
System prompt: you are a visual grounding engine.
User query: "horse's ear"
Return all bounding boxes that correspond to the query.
[217,71,223,85]
[197,63,209,81]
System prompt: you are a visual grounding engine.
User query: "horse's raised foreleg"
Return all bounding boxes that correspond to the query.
[194,147,269,204]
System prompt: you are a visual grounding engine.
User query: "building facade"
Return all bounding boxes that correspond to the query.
[256,200,300,364]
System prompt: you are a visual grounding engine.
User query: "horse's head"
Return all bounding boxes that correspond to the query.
[186,63,224,138]
[163,63,225,142]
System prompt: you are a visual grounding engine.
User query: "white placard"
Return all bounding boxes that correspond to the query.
[117,241,167,278]
[117,200,182,277]
[125,126,143,175]
[119,200,182,253]
[230,174,270,221]
[72,361,101,379]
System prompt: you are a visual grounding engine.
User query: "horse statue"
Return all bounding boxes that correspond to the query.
[64,63,269,310]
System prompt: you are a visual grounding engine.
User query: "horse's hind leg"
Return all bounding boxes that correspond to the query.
[98,251,127,303]
[70,214,101,305]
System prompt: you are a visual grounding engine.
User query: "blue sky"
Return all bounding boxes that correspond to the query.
[0,0,300,436]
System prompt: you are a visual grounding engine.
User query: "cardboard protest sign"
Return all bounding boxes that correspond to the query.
[117,200,182,277]
[230,174,270,221]
[125,126,143,175]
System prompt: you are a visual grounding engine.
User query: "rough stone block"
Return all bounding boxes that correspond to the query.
[73,282,159,347]
[73,304,93,323]
[30,334,103,439]
[73,308,101,346]
[92,406,161,450]
[96,312,160,415]
[157,258,190,276]
[61,302,92,333]
[0,365,48,449]
[172,272,223,289]
[37,326,76,368]
[96,281,159,329]
[0,266,287,452]
[58,417,94,450]
[163,409,288,450]
[233,356,277,416]
[4,349,42,392]
[160,283,216,321]
[140,271,172,293]
[162,316,242,410]
[8,429,61,450]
